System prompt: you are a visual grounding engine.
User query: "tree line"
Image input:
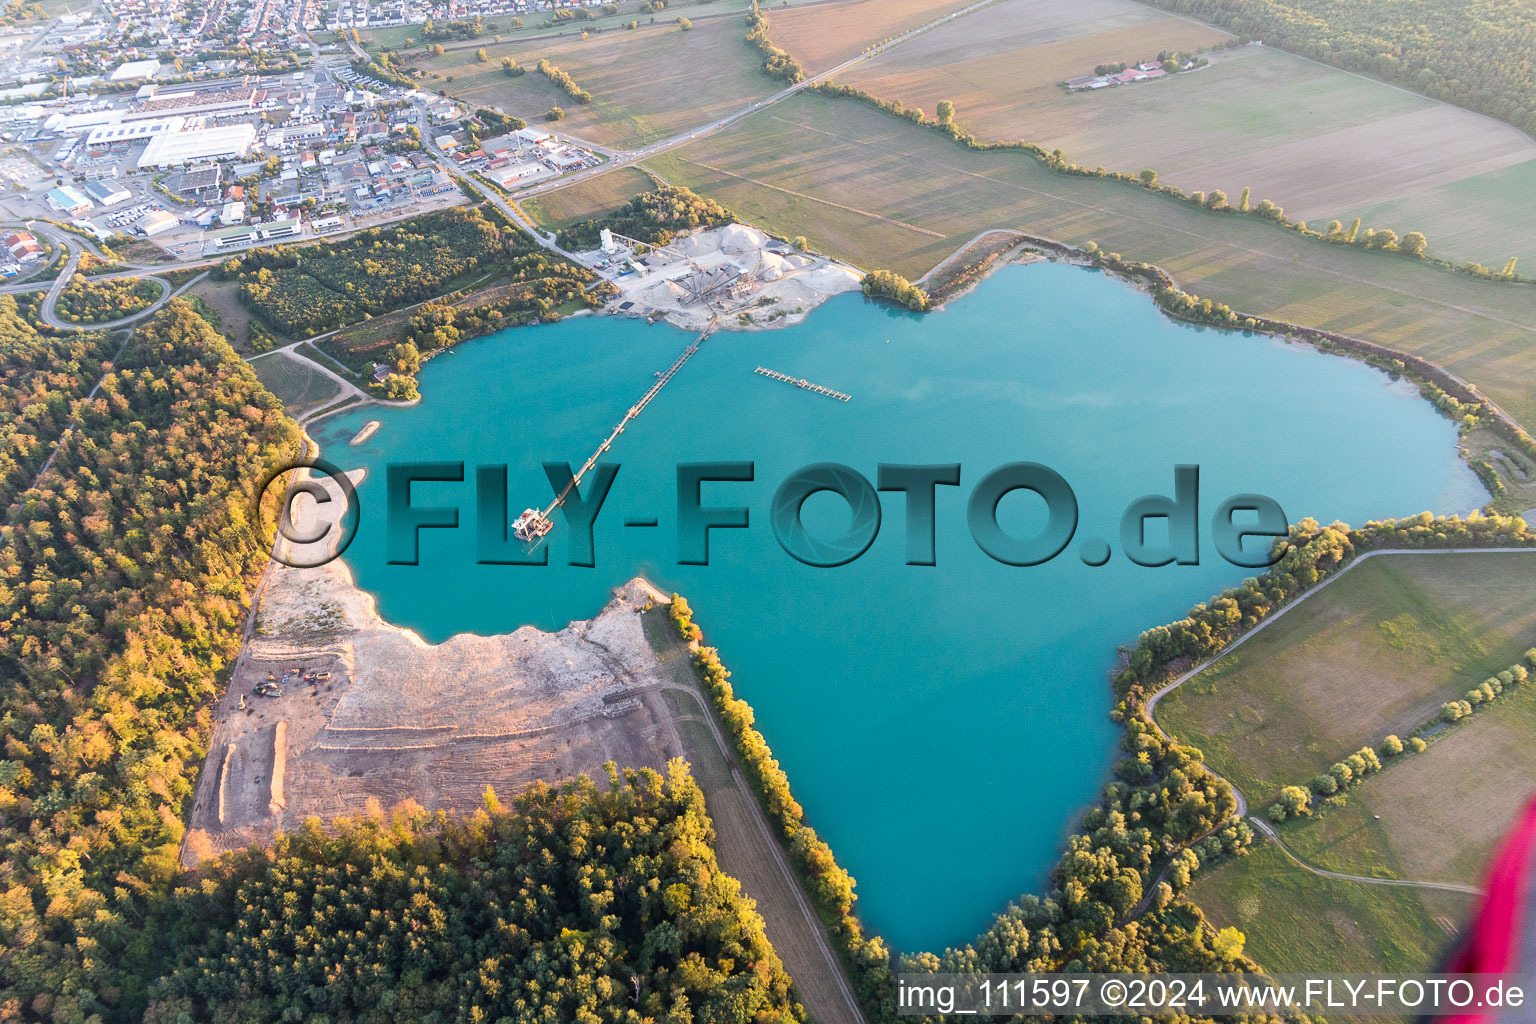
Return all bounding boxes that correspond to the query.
[1441,653,1536,723]
[806,78,1532,279]
[558,184,733,249]
[746,7,805,84]
[667,596,898,1019]
[538,59,593,105]
[1264,647,1534,823]
[1014,235,1536,491]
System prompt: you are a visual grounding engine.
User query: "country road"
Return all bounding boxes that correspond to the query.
[1143,546,1536,897]
[504,0,1003,201]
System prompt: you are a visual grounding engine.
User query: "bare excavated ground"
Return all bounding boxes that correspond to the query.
[185,556,683,859]
[183,467,863,1024]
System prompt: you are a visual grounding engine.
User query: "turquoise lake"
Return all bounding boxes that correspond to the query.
[311,262,1485,953]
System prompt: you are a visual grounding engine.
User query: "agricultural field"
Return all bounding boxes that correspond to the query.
[766,0,984,76]
[1155,551,1536,804]
[1337,159,1536,275]
[1174,551,1536,976]
[840,0,1233,129]
[411,15,778,149]
[831,0,1536,267]
[522,164,657,230]
[646,90,1536,430]
[1191,843,1466,975]
[1280,680,1536,888]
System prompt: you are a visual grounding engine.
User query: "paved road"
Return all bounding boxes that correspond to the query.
[1143,545,1536,897]
[17,223,188,330]
[37,234,83,327]
[504,0,1002,202]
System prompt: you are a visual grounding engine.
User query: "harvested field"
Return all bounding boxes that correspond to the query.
[648,91,1536,429]
[767,0,984,75]
[840,0,1231,129]
[1280,685,1536,887]
[1338,158,1536,270]
[413,16,777,148]
[1191,843,1465,974]
[250,351,344,415]
[833,0,1536,267]
[1155,550,1536,804]
[523,164,657,230]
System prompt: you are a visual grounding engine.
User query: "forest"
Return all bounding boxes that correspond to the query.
[0,294,115,512]
[323,245,600,380]
[393,264,603,355]
[1142,0,1536,135]
[558,185,733,250]
[143,765,802,1024]
[0,300,305,1020]
[223,207,524,337]
[55,274,162,325]
[0,300,806,1024]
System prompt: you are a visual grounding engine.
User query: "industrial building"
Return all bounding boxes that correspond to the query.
[126,86,257,121]
[486,161,544,188]
[138,209,179,236]
[109,58,161,83]
[83,179,131,206]
[84,116,186,148]
[44,108,125,134]
[46,185,94,214]
[206,215,300,249]
[3,231,45,263]
[137,123,257,169]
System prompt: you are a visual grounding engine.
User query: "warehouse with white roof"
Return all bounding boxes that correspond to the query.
[84,116,185,147]
[109,58,161,83]
[136,124,257,169]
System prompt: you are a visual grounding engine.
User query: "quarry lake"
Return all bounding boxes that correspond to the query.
[312,261,1485,954]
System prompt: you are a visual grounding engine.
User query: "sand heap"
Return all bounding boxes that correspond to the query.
[609,223,862,331]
